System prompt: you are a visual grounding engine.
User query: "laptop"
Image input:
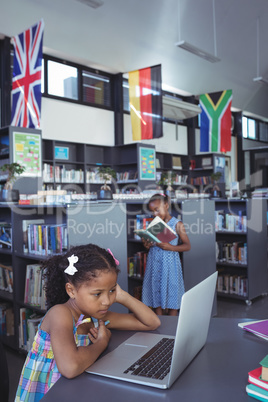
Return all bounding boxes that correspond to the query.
[86,271,218,389]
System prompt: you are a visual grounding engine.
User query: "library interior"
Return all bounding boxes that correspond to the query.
[1,1,268,401]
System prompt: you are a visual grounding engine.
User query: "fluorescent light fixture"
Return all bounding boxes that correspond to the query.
[75,0,104,9]
[175,40,220,63]
[253,76,268,85]
[163,96,201,120]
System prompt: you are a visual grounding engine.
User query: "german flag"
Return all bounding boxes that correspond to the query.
[128,65,163,141]
[199,90,232,153]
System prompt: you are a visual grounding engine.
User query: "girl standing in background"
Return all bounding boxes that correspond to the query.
[142,193,191,316]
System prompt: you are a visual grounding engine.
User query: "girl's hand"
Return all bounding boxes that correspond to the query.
[114,283,127,304]
[142,238,154,250]
[156,242,173,251]
[87,320,111,346]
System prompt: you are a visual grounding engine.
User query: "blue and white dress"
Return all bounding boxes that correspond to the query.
[142,216,185,310]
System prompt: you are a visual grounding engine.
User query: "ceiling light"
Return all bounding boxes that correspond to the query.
[253,18,268,85]
[175,40,220,63]
[253,76,268,85]
[75,0,104,9]
[163,96,201,120]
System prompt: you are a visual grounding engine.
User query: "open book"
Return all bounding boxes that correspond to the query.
[134,216,177,243]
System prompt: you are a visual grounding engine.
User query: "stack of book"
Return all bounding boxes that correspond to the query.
[246,355,268,401]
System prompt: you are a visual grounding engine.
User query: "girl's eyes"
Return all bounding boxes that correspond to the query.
[93,289,116,297]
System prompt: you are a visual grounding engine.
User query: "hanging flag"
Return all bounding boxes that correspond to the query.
[11,19,45,128]
[128,64,163,141]
[199,90,232,152]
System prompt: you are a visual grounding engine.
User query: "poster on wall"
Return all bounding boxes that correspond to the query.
[139,147,156,180]
[13,131,42,177]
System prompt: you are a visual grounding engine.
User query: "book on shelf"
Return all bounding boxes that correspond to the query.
[19,308,44,351]
[43,163,54,182]
[22,219,45,253]
[172,156,182,169]
[215,210,247,232]
[0,263,13,293]
[24,264,46,309]
[190,176,212,186]
[134,214,153,240]
[134,216,177,243]
[201,156,212,168]
[0,221,12,249]
[116,170,138,182]
[0,303,14,336]
[23,221,68,255]
[128,251,147,278]
[216,241,247,265]
[133,285,142,301]
[246,383,268,401]
[217,273,247,296]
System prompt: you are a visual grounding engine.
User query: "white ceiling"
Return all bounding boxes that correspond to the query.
[1,0,268,119]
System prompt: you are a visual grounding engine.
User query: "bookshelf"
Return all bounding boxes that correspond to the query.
[0,201,130,352]
[42,140,192,196]
[112,143,156,192]
[42,139,115,194]
[189,153,226,196]
[215,199,268,304]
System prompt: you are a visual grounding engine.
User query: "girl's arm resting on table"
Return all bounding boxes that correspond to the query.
[48,306,111,378]
[106,285,161,331]
[156,221,191,252]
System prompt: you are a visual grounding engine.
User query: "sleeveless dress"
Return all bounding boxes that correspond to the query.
[15,314,93,402]
[142,216,185,310]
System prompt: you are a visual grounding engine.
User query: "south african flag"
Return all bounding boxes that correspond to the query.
[199,90,232,153]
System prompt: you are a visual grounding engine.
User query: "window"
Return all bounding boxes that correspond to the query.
[248,118,256,139]
[242,116,248,138]
[123,79,130,112]
[243,116,256,139]
[82,71,111,107]
[259,122,268,142]
[41,59,44,93]
[47,60,78,100]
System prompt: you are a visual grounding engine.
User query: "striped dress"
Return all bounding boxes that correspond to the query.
[15,314,92,402]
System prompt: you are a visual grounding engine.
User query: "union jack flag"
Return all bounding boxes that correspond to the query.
[11,19,44,128]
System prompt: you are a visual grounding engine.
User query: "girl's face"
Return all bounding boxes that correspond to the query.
[149,199,169,221]
[70,270,117,319]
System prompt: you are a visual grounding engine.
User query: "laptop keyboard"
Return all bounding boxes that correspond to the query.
[123,337,174,380]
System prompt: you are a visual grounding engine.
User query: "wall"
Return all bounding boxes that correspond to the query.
[40,98,115,146]
[123,114,188,154]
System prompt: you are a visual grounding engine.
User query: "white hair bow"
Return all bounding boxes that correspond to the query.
[64,255,78,275]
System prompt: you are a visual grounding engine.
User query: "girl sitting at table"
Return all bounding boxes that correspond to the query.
[15,243,160,402]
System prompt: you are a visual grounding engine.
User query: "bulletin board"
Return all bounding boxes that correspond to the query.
[13,131,42,177]
[139,146,156,180]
